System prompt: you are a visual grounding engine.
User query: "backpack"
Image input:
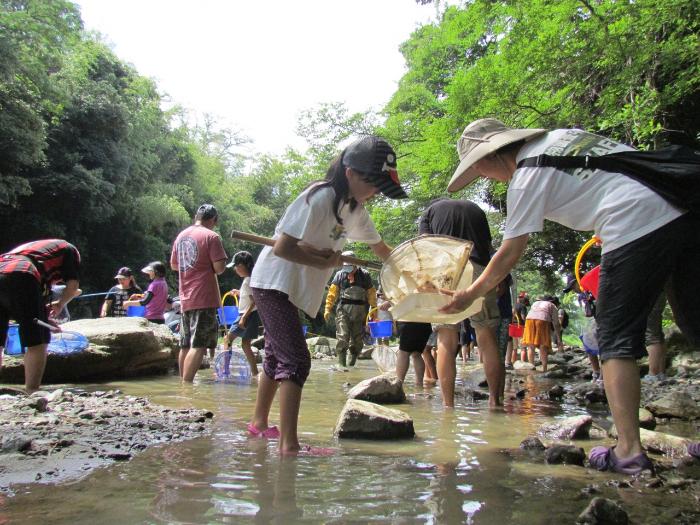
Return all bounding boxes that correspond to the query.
[516,145,700,212]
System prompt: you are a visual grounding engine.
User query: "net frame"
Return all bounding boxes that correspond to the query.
[379,235,484,323]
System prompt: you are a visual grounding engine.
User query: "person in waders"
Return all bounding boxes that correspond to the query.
[324,252,377,368]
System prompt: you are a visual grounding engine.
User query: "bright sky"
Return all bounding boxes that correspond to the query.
[76,0,436,156]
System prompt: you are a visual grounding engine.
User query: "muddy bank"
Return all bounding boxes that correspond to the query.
[0,387,213,493]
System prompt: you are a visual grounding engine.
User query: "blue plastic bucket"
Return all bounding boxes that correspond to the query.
[127,305,146,317]
[4,324,23,355]
[368,320,392,338]
[217,305,239,327]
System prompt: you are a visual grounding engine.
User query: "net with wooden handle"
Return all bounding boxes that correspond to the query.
[229,230,383,271]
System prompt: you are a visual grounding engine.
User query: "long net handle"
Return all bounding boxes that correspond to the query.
[230,230,382,271]
[575,236,601,291]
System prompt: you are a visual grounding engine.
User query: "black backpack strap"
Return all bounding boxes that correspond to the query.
[517,154,606,170]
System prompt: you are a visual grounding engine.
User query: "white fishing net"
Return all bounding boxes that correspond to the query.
[379,235,484,324]
[372,345,398,373]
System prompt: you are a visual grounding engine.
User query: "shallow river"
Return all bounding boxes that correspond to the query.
[0,359,680,524]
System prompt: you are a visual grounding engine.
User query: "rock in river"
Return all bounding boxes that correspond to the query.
[334,399,414,439]
[347,373,406,404]
[0,317,179,384]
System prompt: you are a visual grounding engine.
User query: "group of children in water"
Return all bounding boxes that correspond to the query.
[100,262,169,324]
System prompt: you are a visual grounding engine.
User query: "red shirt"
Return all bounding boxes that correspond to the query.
[0,239,80,293]
[170,225,227,312]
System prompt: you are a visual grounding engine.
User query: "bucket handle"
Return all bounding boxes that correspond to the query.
[574,236,601,292]
[366,307,378,326]
[221,291,239,308]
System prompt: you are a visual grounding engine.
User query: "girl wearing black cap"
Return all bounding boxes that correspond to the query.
[247,136,407,455]
[222,251,260,377]
[101,267,142,317]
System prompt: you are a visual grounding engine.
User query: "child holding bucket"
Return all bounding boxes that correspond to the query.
[222,251,260,377]
[123,261,168,324]
[248,136,407,455]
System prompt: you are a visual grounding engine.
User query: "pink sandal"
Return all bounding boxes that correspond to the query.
[247,423,280,439]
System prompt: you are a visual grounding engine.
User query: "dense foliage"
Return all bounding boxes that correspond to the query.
[0,0,276,295]
[379,0,699,279]
[1,0,697,310]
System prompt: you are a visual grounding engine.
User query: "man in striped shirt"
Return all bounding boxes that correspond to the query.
[0,239,81,392]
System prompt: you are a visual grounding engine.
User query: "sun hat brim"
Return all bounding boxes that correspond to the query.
[447,128,547,192]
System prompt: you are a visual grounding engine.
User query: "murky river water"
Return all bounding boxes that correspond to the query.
[1,359,692,524]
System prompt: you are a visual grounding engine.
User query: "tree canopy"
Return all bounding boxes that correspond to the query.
[1,0,697,304]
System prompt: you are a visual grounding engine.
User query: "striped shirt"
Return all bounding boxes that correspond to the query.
[0,239,81,294]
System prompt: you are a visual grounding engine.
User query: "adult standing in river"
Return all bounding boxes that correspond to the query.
[419,198,503,408]
[441,118,699,475]
[170,204,227,382]
[324,253,377,368]
[0,239,81,392]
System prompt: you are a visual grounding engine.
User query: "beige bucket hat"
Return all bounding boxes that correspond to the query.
[448,118,547,192]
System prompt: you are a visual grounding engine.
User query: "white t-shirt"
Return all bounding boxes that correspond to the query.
[238,276,255,313]
[250,185,381,317]
[504,129,684,254]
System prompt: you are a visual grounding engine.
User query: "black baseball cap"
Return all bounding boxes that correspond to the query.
[342,136,408,199]
[195,203,218,221]
[226,250,254,269]
[114,266,133,279]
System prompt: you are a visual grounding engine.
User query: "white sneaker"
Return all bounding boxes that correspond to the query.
[642,373,666,383]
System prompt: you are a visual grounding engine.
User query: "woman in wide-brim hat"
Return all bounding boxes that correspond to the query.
[440,117,697,476]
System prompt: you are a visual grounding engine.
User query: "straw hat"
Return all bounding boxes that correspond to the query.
[448,118,547,192]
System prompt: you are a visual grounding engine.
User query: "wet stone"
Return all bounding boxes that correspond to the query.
[545,444,586,466]
[1,436,33,453]
[576,497,629,525]
[580,485,601,496]
[549,385,565,399]
[539,415,592,440]
[520,436,545,451]
[645,478,664,488]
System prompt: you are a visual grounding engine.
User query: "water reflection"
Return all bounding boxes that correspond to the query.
[2,360,613,524]
[150,440,217,523]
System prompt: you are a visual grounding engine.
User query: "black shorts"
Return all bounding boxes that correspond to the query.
[228,310,261,340]
[596,214,700,362]
[0,272,51,349]
[397,322,432,353]
[460,320,476,345]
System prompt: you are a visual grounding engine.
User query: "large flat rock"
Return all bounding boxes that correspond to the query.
[0,317,179,384]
